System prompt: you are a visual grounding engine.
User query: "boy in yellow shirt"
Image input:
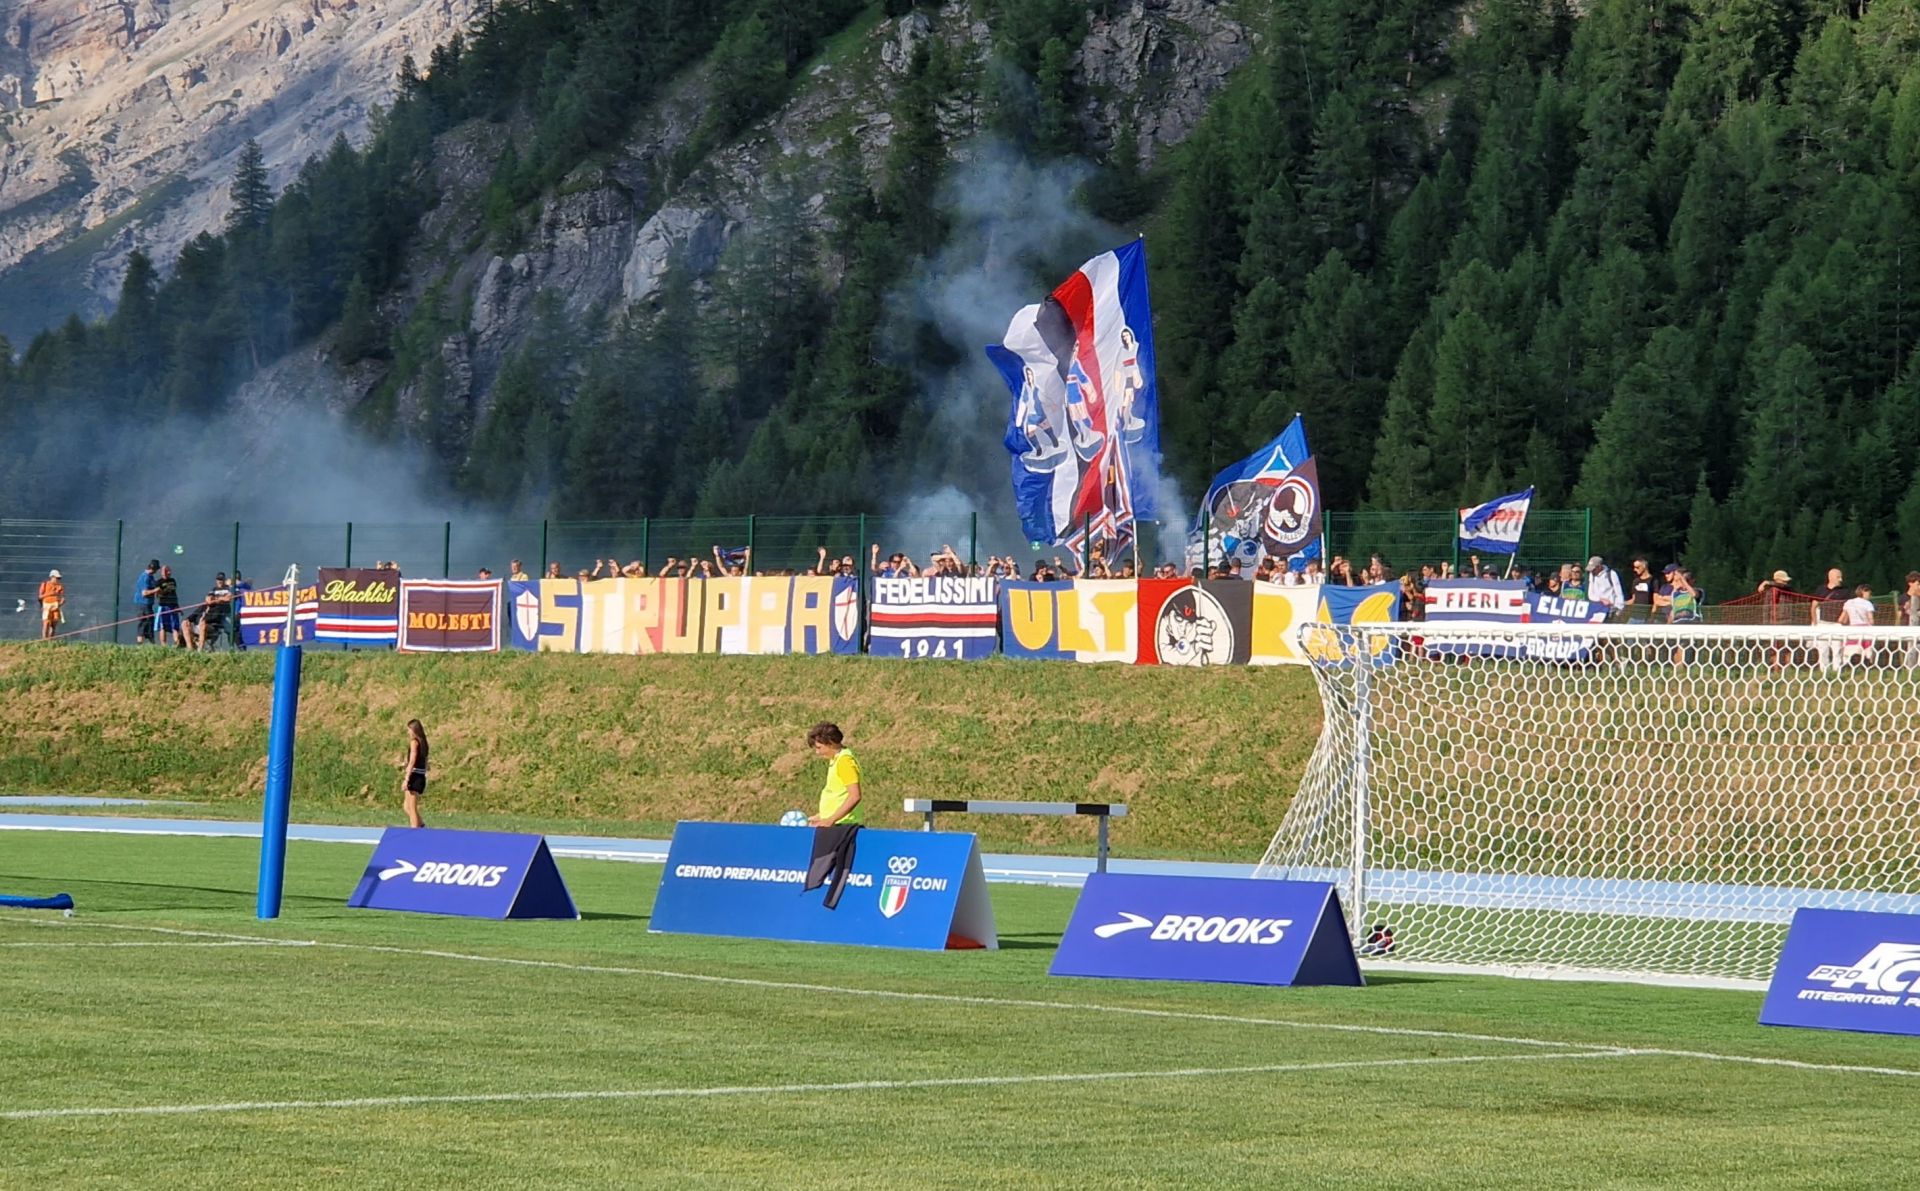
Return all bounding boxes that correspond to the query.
[806,722,863,826]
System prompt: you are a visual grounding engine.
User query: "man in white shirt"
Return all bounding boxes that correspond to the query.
[1585,555,1624,616]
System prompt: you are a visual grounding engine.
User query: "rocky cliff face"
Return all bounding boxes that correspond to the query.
[370,0,1252,438]
[0,0,475,337]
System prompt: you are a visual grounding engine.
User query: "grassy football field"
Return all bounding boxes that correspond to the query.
[3,831,1917,1189]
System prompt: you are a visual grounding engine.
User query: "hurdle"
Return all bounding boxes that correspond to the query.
[902,799,1128,873]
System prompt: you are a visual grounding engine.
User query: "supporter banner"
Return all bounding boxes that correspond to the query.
[1423,579,1606,660]
[314,567,400,645]
[1424,579,1529,624]
[1050,874,1362,987]
[398,579,503,653]
[238,582,318,648]
[999,580,1138,662]
[347,828,579,920]
[870,575,999,660]
[1139,580,1253,666]
[1248,583,1321,664]
[1132,577,1192,664]
[650,822,997,950]
[508,577,857,656]
[1761,908,1920,1037]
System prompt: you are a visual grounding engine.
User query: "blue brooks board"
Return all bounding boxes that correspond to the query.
[1049,874,1362,987]
[1760,908,1920,1037]
[348,828,579,919]
[649,822,998,950]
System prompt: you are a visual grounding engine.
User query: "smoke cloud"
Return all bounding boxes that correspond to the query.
[893,140,1189,564]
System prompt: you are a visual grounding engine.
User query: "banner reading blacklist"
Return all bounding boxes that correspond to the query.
[1050,873,1362,987]
[348,828,579,919]
[650,822,997,950]
[315,567,400,645]
[1761,908,1920,1037]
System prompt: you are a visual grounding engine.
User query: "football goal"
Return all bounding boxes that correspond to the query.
[1255,621,1920,987]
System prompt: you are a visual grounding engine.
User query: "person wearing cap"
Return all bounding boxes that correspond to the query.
[189,572,234,651]
[153,565,186,648]
[132,559,161,643]
[1586,556,1623,614]
[1810,567,1848,671]
[37,569,65,640]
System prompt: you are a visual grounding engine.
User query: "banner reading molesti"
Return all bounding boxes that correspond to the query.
[398,579,503,653]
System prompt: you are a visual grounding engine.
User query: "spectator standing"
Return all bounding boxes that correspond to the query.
[546,562,564,580]
[230,572,252,652]
[1586,556,1623,613]
[1905,571,1920,668]
[1624,559,1656,622]
[37,570,65,640]
[509,560,530,581]
[1810,567,1848,671]
[135,559,160,643]
[1560,563,1587,601]
[154,565,185,647]
[1841,583,1877,665]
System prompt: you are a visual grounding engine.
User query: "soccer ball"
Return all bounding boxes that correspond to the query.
[779,810,808,827]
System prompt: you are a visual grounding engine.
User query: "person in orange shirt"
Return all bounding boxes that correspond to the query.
[37,569,65,640]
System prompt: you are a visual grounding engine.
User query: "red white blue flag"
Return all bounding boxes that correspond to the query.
[986,240,1161,555]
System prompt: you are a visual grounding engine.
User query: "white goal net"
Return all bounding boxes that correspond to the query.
[1255,622,1920,986]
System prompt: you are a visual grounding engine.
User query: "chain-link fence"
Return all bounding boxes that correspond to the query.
[1324,510,1592,576]
[0,510,1594,642]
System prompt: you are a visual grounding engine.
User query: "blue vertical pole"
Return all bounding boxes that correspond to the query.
[257,566,304,920]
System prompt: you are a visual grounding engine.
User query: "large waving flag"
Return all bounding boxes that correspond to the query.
[1189,415,1323,568]
[1458,486,1535,555]
[986,239,1161,553]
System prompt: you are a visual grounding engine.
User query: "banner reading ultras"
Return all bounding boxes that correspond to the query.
[508,576,860,656]
[869,576,999,660]
[238,583,318,648]
[314,568,401,645]
[999,579,1401,665]
[398,580,503,653]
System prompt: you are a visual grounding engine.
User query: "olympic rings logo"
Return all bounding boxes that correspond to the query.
[887,856,918,875]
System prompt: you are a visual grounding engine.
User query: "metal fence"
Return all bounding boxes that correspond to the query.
[0,510,1593,642]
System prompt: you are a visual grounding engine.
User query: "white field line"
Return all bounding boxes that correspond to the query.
[11,915,1920,1081]
[0,1051,1626,1122]
[0,940,311,949]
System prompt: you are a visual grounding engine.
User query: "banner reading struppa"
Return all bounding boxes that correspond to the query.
[398,579,503,653]
[987,239,1161,558]
[314,568,400,645]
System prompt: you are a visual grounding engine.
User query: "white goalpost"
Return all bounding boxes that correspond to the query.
[1256,621,1920,988]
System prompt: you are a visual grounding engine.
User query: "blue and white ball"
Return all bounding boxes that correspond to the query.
[779,809,809,827]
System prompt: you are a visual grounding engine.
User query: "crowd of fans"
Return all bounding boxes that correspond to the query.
[33,540,1920,655]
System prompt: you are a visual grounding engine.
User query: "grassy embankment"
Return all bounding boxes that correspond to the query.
[0,644,1323,860]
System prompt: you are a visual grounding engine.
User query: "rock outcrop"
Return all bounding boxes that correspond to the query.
[0,0,477,334]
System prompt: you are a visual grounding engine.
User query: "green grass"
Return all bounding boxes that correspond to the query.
[0,644,1323,860]
[2,831,1918,1187]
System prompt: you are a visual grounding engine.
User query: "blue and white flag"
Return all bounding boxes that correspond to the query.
[1189,415,1322,568]
[986,239,1161,554]
[1458,486,1534,555]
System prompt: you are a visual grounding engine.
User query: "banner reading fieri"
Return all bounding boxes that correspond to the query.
[986,239,1161,560]
[314,568,400,645]
[398,580,503,653]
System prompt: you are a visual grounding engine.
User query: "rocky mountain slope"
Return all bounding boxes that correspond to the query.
[0,0,475,342]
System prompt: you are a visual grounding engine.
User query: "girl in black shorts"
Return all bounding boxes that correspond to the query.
[401,719,429,828]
